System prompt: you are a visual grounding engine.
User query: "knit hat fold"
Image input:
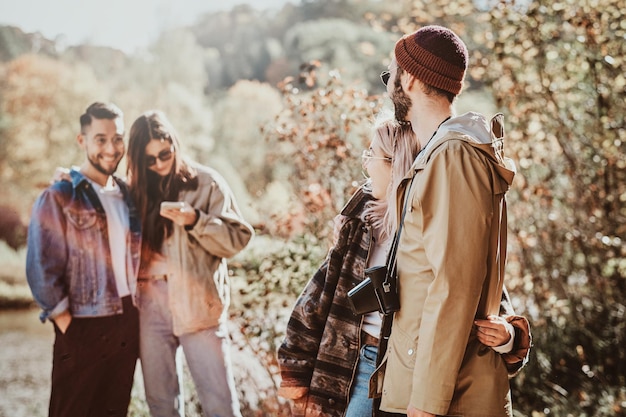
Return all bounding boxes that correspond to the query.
[395,25,468,95]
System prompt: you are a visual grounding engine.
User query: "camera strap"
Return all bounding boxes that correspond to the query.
[384,116,451,292]
[382,176,416,292]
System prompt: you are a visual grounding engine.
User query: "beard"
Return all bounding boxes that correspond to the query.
[391,78,412,124]
[87,154,121,177]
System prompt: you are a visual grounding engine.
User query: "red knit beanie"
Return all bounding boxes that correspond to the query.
[394,25,468,95]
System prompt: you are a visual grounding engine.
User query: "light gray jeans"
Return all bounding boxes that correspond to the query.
[137,279,241,417]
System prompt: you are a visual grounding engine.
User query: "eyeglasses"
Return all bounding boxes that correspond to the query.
[362,148,392,163]
[380,70,390,86]
[146,146,174,167]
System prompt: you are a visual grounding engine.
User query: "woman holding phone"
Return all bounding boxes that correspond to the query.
[126,110,254,417]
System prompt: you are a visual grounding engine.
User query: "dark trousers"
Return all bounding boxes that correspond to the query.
[49,296,139,417]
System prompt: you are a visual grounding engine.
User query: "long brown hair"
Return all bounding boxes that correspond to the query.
[127,110,198,259]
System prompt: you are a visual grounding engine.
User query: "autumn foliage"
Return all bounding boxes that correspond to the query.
[0,0,624,415]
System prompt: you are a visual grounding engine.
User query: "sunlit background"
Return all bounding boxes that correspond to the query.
[0,0,624,416]
[0,0,291,52]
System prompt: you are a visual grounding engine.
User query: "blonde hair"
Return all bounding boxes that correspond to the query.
[362,112,420,241]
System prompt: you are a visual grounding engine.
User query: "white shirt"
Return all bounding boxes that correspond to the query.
[90,178,130,297]
[362,234,391,338]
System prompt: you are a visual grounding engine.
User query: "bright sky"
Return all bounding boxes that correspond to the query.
[0,0,291,53]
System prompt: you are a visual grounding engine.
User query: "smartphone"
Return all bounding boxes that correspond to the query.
[160,201,185,211]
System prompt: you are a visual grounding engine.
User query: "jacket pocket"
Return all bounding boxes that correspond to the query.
[382,326,417,409]
[389,325,417,370]
[65,209,98,229]
[64,208,100,304]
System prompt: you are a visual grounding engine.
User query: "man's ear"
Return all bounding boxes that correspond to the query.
[404,71,418,92]
[76,132,85,148]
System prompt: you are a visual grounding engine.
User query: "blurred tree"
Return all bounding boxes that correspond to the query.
[0,204,27,251]
[0,26,58,62]
[148,28,209,94]
[298,0,362,20]
[212,80,283,192]
[62,45,128,81]
[283,18,395,92]
[190,6,274,90]
[0,54,107,213]
[262,63,384,239]
[469,0,626,414]
[111,28,215,165]
[187,1,398,92]
[112,28,209,114]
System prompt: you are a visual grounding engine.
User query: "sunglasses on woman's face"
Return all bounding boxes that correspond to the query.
[146,146,174,167]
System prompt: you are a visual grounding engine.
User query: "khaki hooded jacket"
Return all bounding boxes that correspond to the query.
[162,162,254,336]
[377,112,516,416]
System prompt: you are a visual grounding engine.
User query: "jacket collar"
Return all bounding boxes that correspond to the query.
[69,166,124,190]
[340,185,373,219]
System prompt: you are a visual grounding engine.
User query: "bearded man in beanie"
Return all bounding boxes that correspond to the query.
[373,25,517,417]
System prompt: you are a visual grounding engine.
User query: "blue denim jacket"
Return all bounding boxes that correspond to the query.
[26,169,141,322]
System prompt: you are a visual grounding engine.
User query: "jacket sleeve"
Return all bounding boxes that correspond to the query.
[277,214,350,390]
[410,143,496,413]
[499,287,532,376]
[25,187,70,322]
[277,259,331,390]
[186,171,254,259]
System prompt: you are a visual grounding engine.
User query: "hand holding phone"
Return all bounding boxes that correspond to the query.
[159,201,197,227]
[160,201,186,212]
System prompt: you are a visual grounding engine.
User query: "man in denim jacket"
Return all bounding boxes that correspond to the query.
[26,102,142,417]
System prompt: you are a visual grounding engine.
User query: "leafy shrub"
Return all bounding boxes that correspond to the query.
[471,0,626,415]
[229,233,329,415]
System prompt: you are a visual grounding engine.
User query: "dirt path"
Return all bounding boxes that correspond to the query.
[0,309,51,417]
[0,309,289,417]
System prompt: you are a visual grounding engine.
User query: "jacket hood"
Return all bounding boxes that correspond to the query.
[413,112,515,187]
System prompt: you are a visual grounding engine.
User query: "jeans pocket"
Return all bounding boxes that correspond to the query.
[362,345,378,364]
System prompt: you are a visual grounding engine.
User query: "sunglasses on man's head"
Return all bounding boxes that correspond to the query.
[146,146,174,167]
[380,70,390,86]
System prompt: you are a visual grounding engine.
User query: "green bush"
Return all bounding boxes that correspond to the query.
[228,233,328,415]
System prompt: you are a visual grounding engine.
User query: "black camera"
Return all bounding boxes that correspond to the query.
[366,265,400,315]
[347,265,400,315]
[347,277,379,315]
